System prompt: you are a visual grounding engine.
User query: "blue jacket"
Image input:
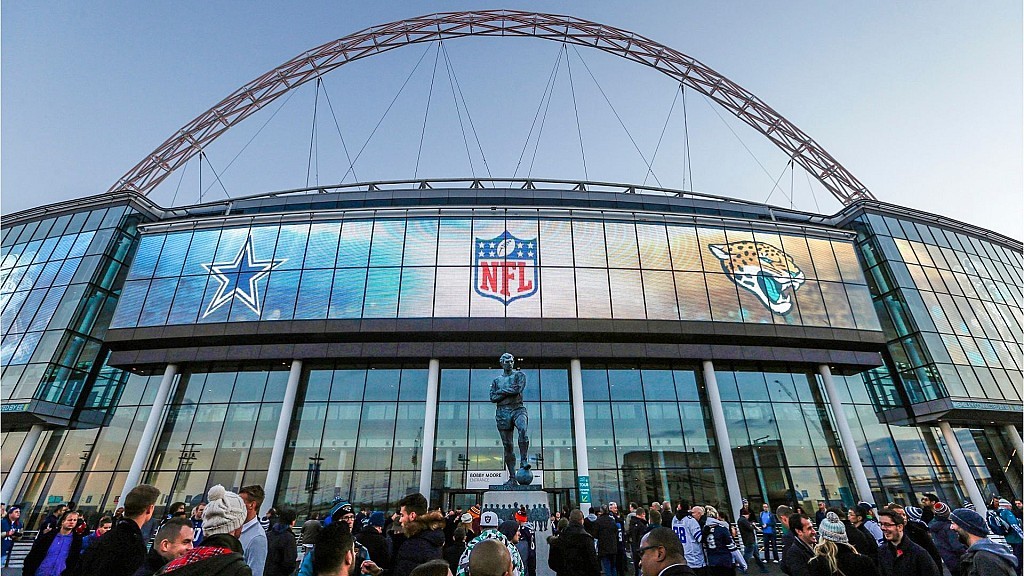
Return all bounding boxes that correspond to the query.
[928,516,966,574]
[2,516,24,556]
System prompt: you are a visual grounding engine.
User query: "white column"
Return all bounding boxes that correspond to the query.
[570,359,591,514]
[261,360,303,516]
[702,360,743,521]
[0,424,45,505]
[1005,425,1024,468]
[418,359,441,499]
[939,421,988,512]
[818,365,873,503]
[121,363,178,504]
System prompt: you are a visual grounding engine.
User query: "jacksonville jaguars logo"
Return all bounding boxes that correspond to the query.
[709,241,804,315]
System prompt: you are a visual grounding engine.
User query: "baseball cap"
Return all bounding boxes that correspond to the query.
[480,511,499,528]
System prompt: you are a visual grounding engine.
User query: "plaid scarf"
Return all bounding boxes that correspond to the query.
[160,545,233,572]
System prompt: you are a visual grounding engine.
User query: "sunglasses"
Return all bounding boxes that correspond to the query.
[637,545,663,557]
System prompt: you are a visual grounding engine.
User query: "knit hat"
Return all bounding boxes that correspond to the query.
[468,505,481,518]
[514,511,528,523]
[950,508,989,537]
[905,506,925,524]
[480,511,499,528]
[498,520,520,540]
[369,511,386,527]
[933,502,951,518]
[818,511,848,544]
[998,499,1012,509]
[461,513,473,524]
[325,500,353,525]
[202,485,246,536]
[963,502,976,511]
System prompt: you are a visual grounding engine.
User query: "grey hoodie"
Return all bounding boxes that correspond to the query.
[959,538,1018,576]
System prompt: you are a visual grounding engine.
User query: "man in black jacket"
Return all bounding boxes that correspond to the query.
[393,493,445,576]
[75,484,161,576]
[131,517,193,576]
[357,512,391,574]
[876,508,939,576]
[24,510,83,576]
[781,513,815,576]
[594,506,620,576]
[548,510,601,576]
[636,527,695,576]
[265,508,298,576]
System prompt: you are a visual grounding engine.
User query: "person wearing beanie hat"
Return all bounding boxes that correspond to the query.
[155,485,250,576]
[927,501,965,575]
[455,515,525,576]
[933,502,951,518]
[994,498,1024,569]
[876,508,940,576]
[950,507,1018,576]
[808,511,878,576]
[512,511,537,576]
[355,511,391,576]
[2,505,24,567]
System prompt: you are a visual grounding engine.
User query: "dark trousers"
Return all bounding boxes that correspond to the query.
[762,533,778,562]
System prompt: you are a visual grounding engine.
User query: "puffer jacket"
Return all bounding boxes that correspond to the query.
[393,511,446,576]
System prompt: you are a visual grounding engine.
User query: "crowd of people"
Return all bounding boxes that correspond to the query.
[2,486,1022,576]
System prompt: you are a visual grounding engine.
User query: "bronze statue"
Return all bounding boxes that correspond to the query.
[490,353,530,484]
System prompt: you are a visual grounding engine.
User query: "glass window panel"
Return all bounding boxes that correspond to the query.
[166,275,208,325]
[305,222,341,269]
[284,402,328,470]
[399,368,428,401]
[355,403,397,469]
[364,368,401,401]
[294,269,334,319]
[231,371,269,403]
[613,401,651,452]
[540,267,576,318]
[536,218,577,266]
[328,268,367,319]
[609,269,645,319]
[847,285,881,330]
[53,257,82,285]
[154,232,192,278]
[581,368,609,401]
[182,229,222,277]
[779,235,815,280]
[469,368,493,402]
[111,280,147,327]
[321,402,361,468]
[806,238,842,281]
[735,371,770,401]
[304,369,333,402]
[642,269,678,320]
[437,219,472,267]
[369,220,405,267]
[270,224,308,270]
[792,280,828,327]
[403,219,438,266]
[200,372,236,403]
[584,402,616,469]
[338,220,373,268]
[819,281,855,328]
[257,269,299,321]
[397,267,435,318]
[575,268,611,318]
[675,272,713,320]
[637,224,671,270]
[392,402,424,470]
[572,221,606,268]
[433,267,469,317]
[608,368,643,401]
[83,208,108,231]
[211,404,260,470]
[706,272,742,322]
[138,277,176,326]
[439,368,469,402]
[10,288,46,333]
[604,221,639,269]
[51,235,77,263]
[673,369,700,401]
[715,370,740,401]
[697,227,729,273]
[640,369,676,401]
[668,225,703,272]
[774,404,816,466]
[540,368,569,402]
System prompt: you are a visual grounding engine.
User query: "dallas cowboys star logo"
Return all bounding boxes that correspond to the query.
[200,233,286,318]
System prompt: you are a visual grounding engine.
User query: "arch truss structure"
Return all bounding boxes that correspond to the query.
[109,9,875,205]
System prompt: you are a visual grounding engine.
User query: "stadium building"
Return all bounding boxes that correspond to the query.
[1,11,1021,525]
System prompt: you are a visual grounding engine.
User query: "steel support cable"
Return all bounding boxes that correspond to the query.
[569,45,662,188]
[440,42,493,180]
[319,80,359,183]
[804,170,821,213]
[414,43,442,179]
[109,10,874,205]
[526,47,562,179]
[339,43,435,184]
[563,44,589,182]
[512,46,564,181]
[197,85,301,202]
[439,41,478,179]
[681,85,693,191]
[643,86,680,188]
[198,150,231,202]
[763,157,794,206]
[170,158,189,207]
[306,77,322,188]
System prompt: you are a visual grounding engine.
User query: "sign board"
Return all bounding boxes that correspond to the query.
[577,475,591,504]
[0,403,30,413]
[466,470,542,490]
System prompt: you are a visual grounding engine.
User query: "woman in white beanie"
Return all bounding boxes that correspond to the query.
[807,511,879,576]
[156,485,252,576]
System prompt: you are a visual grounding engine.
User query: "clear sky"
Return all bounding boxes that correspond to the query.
[3,2,1021,240]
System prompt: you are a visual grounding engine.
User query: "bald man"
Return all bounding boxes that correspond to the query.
[468,539,512,576]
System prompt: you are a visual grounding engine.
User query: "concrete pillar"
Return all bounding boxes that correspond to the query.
[702,360,743,521]
[121,363,178,504]
[261,360,303,516]
[938,421,988,511]
[1005,425,1024,469]
[818,365,874,503]
[418,359,441,499]
[570,359,591,514]
[0,424,45,505]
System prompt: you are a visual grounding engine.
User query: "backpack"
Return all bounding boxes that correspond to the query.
[987,509,1012,536]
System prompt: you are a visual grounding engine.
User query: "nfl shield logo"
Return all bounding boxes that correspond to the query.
[474,231,539,305]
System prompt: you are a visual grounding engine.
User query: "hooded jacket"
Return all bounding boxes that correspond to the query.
[701,517,737,568]
[264,523,297,576]
[547,523,600,576]
[927,516,966,574]
[958,538,1018,576]
[595,513,619,556]
[393,511,446,576]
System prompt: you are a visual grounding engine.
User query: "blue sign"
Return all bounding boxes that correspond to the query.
[474,231,538,305]
[577,475,591,504]
[0,403,29,413]
[201,233,286,318]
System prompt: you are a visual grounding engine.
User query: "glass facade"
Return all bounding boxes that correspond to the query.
[854,212,1022,403]
[111,213,879,331]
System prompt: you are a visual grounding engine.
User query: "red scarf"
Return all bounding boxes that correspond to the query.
[160,545,233,572]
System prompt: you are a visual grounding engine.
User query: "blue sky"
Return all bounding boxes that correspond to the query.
[3,2,1021,239]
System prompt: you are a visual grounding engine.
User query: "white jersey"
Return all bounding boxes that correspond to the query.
[671,515,705,568]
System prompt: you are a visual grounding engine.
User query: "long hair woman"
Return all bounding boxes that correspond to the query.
[807,512,880,576]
